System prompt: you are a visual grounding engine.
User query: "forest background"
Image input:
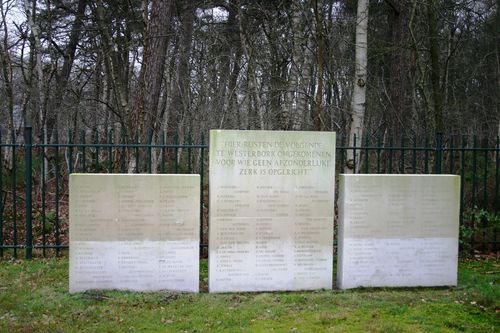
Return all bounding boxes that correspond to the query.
[0,0,498,159]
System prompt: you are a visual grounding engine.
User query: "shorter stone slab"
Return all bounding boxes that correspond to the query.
[337,175,460,289]
[69,174,200,293]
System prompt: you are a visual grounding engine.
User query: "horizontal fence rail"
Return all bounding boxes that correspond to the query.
[0,128,498,259]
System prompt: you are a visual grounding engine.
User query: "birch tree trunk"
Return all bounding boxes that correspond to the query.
[313,0,325,131]
[292,36,314,131]
[345,0,369,173]
[283,0,306,130]
[23,0,42,128]
[23,0,49,186]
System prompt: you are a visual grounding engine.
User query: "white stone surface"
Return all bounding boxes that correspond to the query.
[209,130,336,292]
[69,174,200,293]
[337,175,460,289]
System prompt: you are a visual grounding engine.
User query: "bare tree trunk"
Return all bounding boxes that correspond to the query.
[136,0,173,142]
[47,0,88,140]
[209,2,242,129]
[23,0,42,128]
[283,0,306,130]
[385,0,412,139]
[227,47,242,128]
[495,0,500,138]
[345,0,369,174]
[408,0,430,138]
[23,0,49,185]
[427,0,444,133]
[0,0,15,168]
[313,0,325,131]
[237,3,265,130]
[293,36,314,130]
[169,0,195,140]
[133,0,173,173]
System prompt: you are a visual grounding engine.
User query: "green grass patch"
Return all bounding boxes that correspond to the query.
[0,258,498,332]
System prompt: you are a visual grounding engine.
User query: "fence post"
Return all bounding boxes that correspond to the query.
[199,134,205,256]
[435,132,443,174]
[352,133,357,174]
[0,130,3,257]
[24,126,33,259]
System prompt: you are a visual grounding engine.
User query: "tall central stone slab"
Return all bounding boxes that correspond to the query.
[209,130,335,292]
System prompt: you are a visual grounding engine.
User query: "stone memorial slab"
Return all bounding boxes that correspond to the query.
[69,174,200,293]
[209,130,335,292]
[337,174,460,289]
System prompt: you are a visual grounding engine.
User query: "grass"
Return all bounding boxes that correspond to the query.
[0,258,498,332]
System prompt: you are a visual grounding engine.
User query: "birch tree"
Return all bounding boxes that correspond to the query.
[345,0,369,173]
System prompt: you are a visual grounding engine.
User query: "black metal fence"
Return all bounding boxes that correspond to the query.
[0,127,498,259]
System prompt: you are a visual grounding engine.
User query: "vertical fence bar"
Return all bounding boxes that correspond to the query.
[471,135,478,252]
[400,136,405,174]
[121,130,126,173]
[174,132,179,174]
[340,136,345,173]
[363,135,369,173]
[161,131,166,174]
[108,129,113,173]
[388,137,393,174]
[68,130,73,174]
[496,136,500,212]
[435,132,443,174]
[460,136,466,251]
[199,134,205,255]
[376,136,381,173]
[24,127,33,259]
[0,130,3,257]
[80,130,86,172]
[412,136,417,173]
[482,138,488,253]
[472,135,477,209]
[424,137,429,174]
[41,129,46,257]
[494,136,499,252]
[55,130,60,256]
[12,132,17,258]
[449,136,454,174]
[482,138,488,209]
[188,133,192,174]
[95,130,100,172]
[148,130,152,174]
[353,134,357,174]
[135,133,139,173]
